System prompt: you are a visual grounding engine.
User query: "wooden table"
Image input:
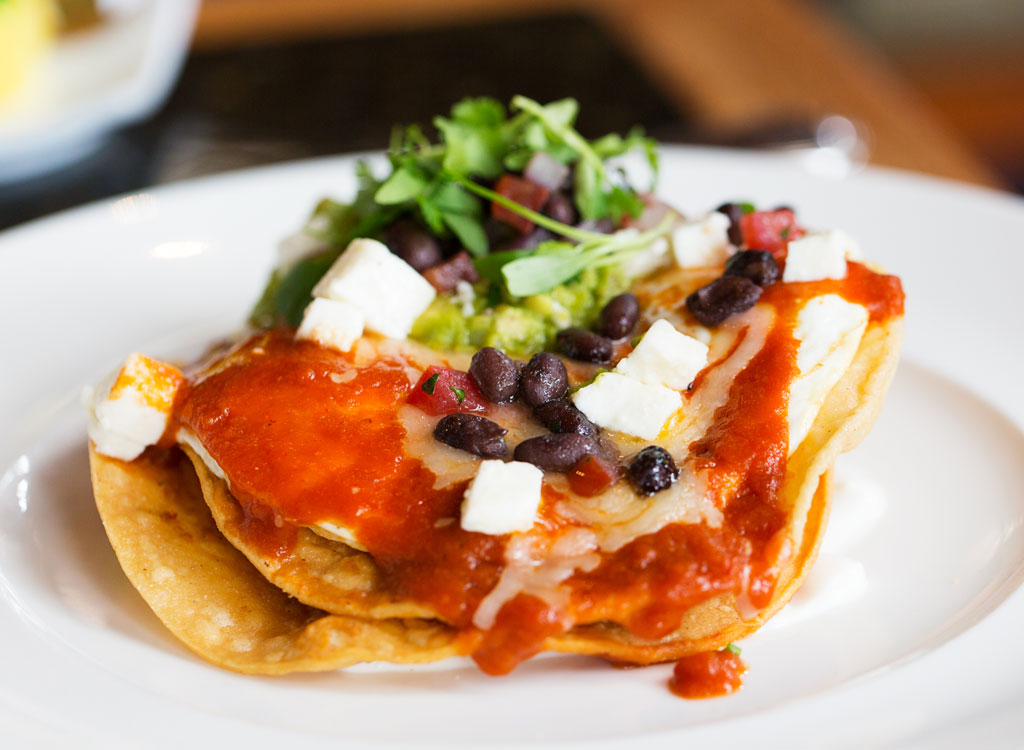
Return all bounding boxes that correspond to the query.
[193,0,1001,187]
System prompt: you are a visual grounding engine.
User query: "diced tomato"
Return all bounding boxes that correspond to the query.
[739,209,804,261]
[492,174,550,234]
[568,454,622,497]
[408,366,489,415]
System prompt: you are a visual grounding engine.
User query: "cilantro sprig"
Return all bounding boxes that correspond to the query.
[374,95,657,253]
[498,214,674,296]
[250,95,664,327]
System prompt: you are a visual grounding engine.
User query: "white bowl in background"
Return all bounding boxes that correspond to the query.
[0,0,198,183]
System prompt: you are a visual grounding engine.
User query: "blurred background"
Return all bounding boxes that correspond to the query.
[0,0,1021,231]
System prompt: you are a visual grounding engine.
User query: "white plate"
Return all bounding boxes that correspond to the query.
[2,148,1023,749]
[0,0,198,183]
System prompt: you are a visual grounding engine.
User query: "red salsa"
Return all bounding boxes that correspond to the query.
[669,649,747,699]
[408,365,489,415]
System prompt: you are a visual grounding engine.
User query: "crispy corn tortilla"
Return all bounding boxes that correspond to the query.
[89,315,901,673]
[89,447,464,673]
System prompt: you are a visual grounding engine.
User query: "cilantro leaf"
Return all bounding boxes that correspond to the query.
[375,165,430,204]
[501,241,586,296]
[416,194,446,235]
[430,181,479,215]
[500,215,674,296]
[451,386,466,405]
[248,252,336,328]
[442,213,488,256]
[573,159,605,220]
[430,181,488,256]
[422,373,440,395]
[434,99,513,179]
[473,248,533,283]
[450,97,507,127]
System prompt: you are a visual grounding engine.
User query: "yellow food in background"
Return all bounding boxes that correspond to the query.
[0,0,58,105]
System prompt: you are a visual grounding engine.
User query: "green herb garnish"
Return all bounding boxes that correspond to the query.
[738,201,756,214]
[250,94,664,328]
[499,214,674,297]
[451,386,466,405]
[725,643,742,655]
[421,373,440,395]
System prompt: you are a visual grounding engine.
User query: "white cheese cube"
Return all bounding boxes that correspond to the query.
[85,354,183,461]
[671,212,731,268]
[312,238,436,339]
[296,297,365,353]
[572,372,682,440]
[782,230,852,282]
[461,460,544,535]
[789,295,869,451]
[614,318,709,390]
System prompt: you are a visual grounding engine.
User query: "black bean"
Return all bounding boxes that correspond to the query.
[544,192,577,226]
[469,347,520,404]
[519,353,569,407]
[723,250,780,288]
[484,217,517,248]
[627,446,679,495]
[533,399,599,437]
[597,293,640,340]
[715,202,746,246]
[514,433,601,473]
[433,414,507,458]
[555,328,614,364]
[386,220,443,272]
[685,276,762,327]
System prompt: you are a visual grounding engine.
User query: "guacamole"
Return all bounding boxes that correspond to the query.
[410,267,628,358]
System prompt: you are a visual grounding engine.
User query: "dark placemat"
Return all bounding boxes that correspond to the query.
[0,14,686,231]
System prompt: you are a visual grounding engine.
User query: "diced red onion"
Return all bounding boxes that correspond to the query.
[576,218,616,234]
[524,151,570,191]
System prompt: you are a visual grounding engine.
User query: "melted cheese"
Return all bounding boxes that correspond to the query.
[473,528,601,630]
[789,295,868,452]
[177,427,226,481]
[178,426,368,551]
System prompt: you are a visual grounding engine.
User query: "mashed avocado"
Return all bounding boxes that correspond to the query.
[411,267,627,357]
